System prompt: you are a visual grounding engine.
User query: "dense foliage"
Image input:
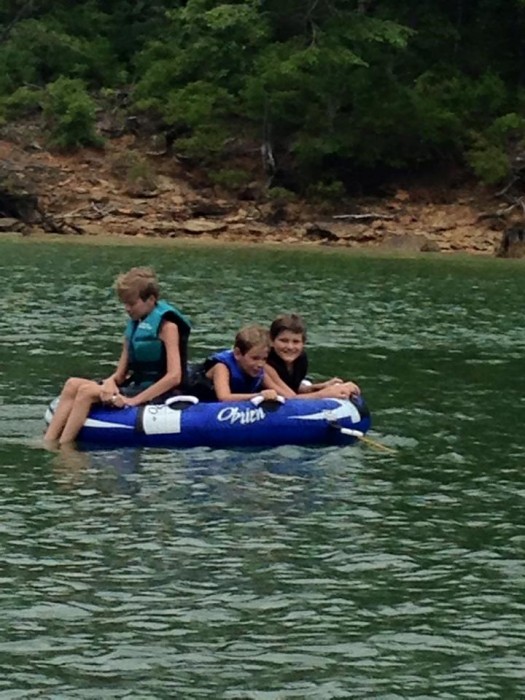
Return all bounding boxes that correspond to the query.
[1,0,525,191]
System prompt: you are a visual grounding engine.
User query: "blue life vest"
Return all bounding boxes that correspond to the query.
[124,300,191,389]
[210,349,264,393]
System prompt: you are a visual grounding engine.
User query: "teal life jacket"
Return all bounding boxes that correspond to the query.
[124,300,191,390]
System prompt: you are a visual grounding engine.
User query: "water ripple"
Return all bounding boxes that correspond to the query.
[0,241,524,696]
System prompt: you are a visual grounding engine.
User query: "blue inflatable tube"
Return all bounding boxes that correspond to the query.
[45,394,371,449]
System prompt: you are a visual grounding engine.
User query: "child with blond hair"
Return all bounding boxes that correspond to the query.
[45,266,191,445]
[188,324,279,402]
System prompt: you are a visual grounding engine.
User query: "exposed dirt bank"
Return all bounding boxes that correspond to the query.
[0,136,513,256]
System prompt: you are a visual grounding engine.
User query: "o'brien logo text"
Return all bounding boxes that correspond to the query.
[217,406,266,425]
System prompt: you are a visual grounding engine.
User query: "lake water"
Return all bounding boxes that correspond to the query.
[0,237,524,698]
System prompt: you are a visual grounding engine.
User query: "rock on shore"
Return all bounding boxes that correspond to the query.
[0,136,513,255]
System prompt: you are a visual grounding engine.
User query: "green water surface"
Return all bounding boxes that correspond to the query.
[0,238,523,698]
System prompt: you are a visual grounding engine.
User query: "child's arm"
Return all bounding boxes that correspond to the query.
[315,381,361,398]
[99,341,130,402]
[114,321,182,407]
[263,365,296,398]
[299,376,343,392]
[294,382,361,400]
[263,366,358,400]
[300,375,361,397]
[211,363,278,402]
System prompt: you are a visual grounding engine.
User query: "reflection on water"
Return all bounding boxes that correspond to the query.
[0,241,524,697]
[51,446,144,495]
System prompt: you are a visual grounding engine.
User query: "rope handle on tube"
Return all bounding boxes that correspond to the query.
[331,422,397,454]
[250,394,286,407]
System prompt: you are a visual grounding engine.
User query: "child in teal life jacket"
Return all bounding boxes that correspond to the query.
[44,266,191,446]
[189,324,280,402]
[264,313,360,400]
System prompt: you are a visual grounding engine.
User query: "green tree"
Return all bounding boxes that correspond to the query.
[1,0,525,189]
[43,76,102,149]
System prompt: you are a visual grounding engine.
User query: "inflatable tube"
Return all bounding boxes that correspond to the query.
[45,394,371,449]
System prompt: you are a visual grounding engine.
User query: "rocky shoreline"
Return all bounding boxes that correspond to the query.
[0,136,518,256]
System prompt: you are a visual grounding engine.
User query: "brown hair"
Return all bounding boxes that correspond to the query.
[234,324,270,355]
[115,266,160,302]
[269,313,307,341]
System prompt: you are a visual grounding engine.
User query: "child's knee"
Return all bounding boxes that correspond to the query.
[76,382,100,403]
[63,377,84,397]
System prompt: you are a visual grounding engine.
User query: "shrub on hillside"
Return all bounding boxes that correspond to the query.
[0,86,43,119]
[467,113,525,185]
[43,77,103,150]
[209,168,252,191]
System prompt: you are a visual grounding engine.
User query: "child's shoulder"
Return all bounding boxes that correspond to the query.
[204,348,234,370]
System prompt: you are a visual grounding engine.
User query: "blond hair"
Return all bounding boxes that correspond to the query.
[115,266,160,302]
[234,324,270,355]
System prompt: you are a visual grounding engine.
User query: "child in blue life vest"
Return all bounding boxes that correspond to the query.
[188,324,280,402]
[44,266,191,445]
[264,313,360,400]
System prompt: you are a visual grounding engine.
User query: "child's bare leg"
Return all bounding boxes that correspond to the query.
[58,381,103,445]
[44,377,94,441]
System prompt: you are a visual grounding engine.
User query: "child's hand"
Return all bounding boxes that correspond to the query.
[321,381,360,399]
[260,389,279,401]
[314,377,344,390]
[100,388,118,404]
[112,394,137,408]
[325,377,344,387]
[342,381,360,397]
[100,380,118,403]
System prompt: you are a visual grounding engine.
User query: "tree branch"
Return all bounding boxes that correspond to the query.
[332,213,394,221]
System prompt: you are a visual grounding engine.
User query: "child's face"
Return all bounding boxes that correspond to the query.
[272,330,305,365]
[122,293,156,321]
[235,344,269,377]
